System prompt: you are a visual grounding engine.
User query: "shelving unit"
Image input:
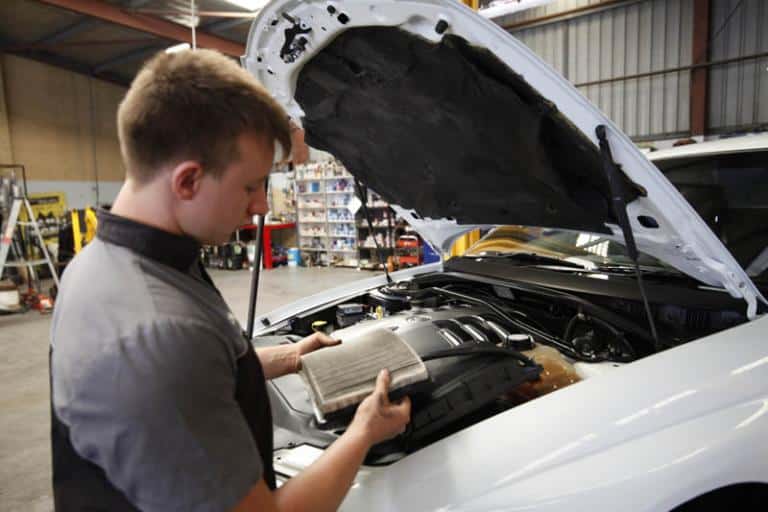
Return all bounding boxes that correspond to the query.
[295,160,358,267]
[356,189,395,270]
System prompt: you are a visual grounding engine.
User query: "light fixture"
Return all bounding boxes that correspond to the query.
[165,42,191,54]
[480,0,557,19]
[223,0,271,10]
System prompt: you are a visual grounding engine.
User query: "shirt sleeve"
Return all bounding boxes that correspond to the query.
[59,318,263,512]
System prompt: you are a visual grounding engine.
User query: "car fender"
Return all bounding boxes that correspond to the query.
[335,315,768,511]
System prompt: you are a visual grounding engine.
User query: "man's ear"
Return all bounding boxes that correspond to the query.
[170,161,204,200]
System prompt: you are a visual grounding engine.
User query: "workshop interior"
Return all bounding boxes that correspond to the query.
[1,1,768,511]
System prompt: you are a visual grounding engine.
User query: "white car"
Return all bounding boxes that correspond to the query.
[243,1,768,510]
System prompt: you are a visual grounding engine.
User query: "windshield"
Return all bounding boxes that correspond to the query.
[463,226,674,271]
[463,147,768,282]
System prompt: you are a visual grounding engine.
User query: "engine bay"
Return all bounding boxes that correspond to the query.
[259,272,748,466]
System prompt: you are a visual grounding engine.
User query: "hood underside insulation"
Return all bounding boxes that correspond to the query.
[296,27,638,233]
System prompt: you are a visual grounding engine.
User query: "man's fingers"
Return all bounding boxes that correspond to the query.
[392,396,412,417]
[375,369,391,403]
[308,332,341,351]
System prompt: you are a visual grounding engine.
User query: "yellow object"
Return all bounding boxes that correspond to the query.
[71,207,98,254]
[517,345,581,399]
[375,305,384,320]
[461,0,480,9]
[27,192,67,219]
[448,229,481,258]
[19,192,68,241]
[311,320,329,332]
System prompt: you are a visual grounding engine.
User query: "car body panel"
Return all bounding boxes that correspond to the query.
[253,262,442,332]
[268,314,768,511]
[244,0,765,315]
[648,134,768,162]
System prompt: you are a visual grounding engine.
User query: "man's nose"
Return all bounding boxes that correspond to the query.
[247,191,268,217]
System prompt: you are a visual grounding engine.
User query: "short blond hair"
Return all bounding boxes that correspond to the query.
[117,49,291,183]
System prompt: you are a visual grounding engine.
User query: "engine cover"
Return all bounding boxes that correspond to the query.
[270,305,541,452]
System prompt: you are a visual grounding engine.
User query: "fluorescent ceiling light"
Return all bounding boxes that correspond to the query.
[166,42,191,53]
[223,0,271,10]
[480,0,557,20]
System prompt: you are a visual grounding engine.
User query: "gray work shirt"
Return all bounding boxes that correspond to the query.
[50,211,263,511]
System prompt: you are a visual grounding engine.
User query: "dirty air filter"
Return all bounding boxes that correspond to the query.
[295,27,636,233]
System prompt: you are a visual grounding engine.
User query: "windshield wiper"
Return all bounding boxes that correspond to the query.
[596,264,684,277]
[467,251,588,269]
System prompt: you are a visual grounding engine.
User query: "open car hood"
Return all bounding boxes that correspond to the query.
[244,0,766,316]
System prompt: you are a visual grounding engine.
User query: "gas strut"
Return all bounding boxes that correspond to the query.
[596,125,661,352]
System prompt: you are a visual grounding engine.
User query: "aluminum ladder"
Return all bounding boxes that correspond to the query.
[0,195,60,288]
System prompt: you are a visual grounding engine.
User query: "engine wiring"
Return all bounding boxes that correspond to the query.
[379,281,647,363]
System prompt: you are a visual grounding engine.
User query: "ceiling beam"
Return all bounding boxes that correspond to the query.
[36,0,245,57]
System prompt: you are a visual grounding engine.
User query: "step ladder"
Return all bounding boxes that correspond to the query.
[0,195,60,288]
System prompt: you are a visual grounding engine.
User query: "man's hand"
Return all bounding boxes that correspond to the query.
[347,369,412,446]
[294,332,341,372]
[257,332,339,380]
[236,370,410,512]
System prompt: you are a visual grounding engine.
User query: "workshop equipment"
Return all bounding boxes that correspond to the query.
[70,207,98,254]
[0,164,60,311]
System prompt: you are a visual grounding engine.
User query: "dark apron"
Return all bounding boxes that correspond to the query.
[50,341,276,510]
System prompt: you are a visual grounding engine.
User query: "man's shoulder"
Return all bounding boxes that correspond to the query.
[57,238,209,317]
[60,238,143,293]
[52,238,247,371]
[51,307,244,416]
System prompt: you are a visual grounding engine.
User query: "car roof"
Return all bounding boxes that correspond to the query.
[648,133,768,162]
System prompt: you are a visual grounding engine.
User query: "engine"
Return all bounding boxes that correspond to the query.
[268,288,590,461]
[264,274,746,463]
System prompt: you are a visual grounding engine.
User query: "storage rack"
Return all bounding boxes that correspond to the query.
[356,189,395,270]
[295,160,358,267]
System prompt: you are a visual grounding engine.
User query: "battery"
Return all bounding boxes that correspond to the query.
[336,303,367,328]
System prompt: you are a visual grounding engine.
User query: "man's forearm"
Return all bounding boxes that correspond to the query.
[255,344,300,380]
[272,429,370,512]
[257,333,339,380]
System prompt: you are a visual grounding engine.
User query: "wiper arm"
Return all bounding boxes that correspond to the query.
[596,264,683,277]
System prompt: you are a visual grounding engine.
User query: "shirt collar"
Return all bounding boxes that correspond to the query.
[96,209,200,272]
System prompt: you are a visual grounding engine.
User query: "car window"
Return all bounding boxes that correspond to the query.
[653,150,768,279]
[462,148,768,281]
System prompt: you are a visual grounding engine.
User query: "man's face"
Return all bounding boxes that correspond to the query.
[185,132,274,245]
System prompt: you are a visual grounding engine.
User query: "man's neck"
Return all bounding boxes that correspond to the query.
[111,179,183,236]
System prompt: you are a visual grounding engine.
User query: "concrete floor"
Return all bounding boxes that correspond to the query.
[0,266,376,512]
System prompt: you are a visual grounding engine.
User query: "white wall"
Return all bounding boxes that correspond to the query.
[26,180,123,210]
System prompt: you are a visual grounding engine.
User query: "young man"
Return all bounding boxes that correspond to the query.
[50,49,410,512]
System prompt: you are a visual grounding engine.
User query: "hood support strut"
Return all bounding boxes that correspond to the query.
[596,125,661,352]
